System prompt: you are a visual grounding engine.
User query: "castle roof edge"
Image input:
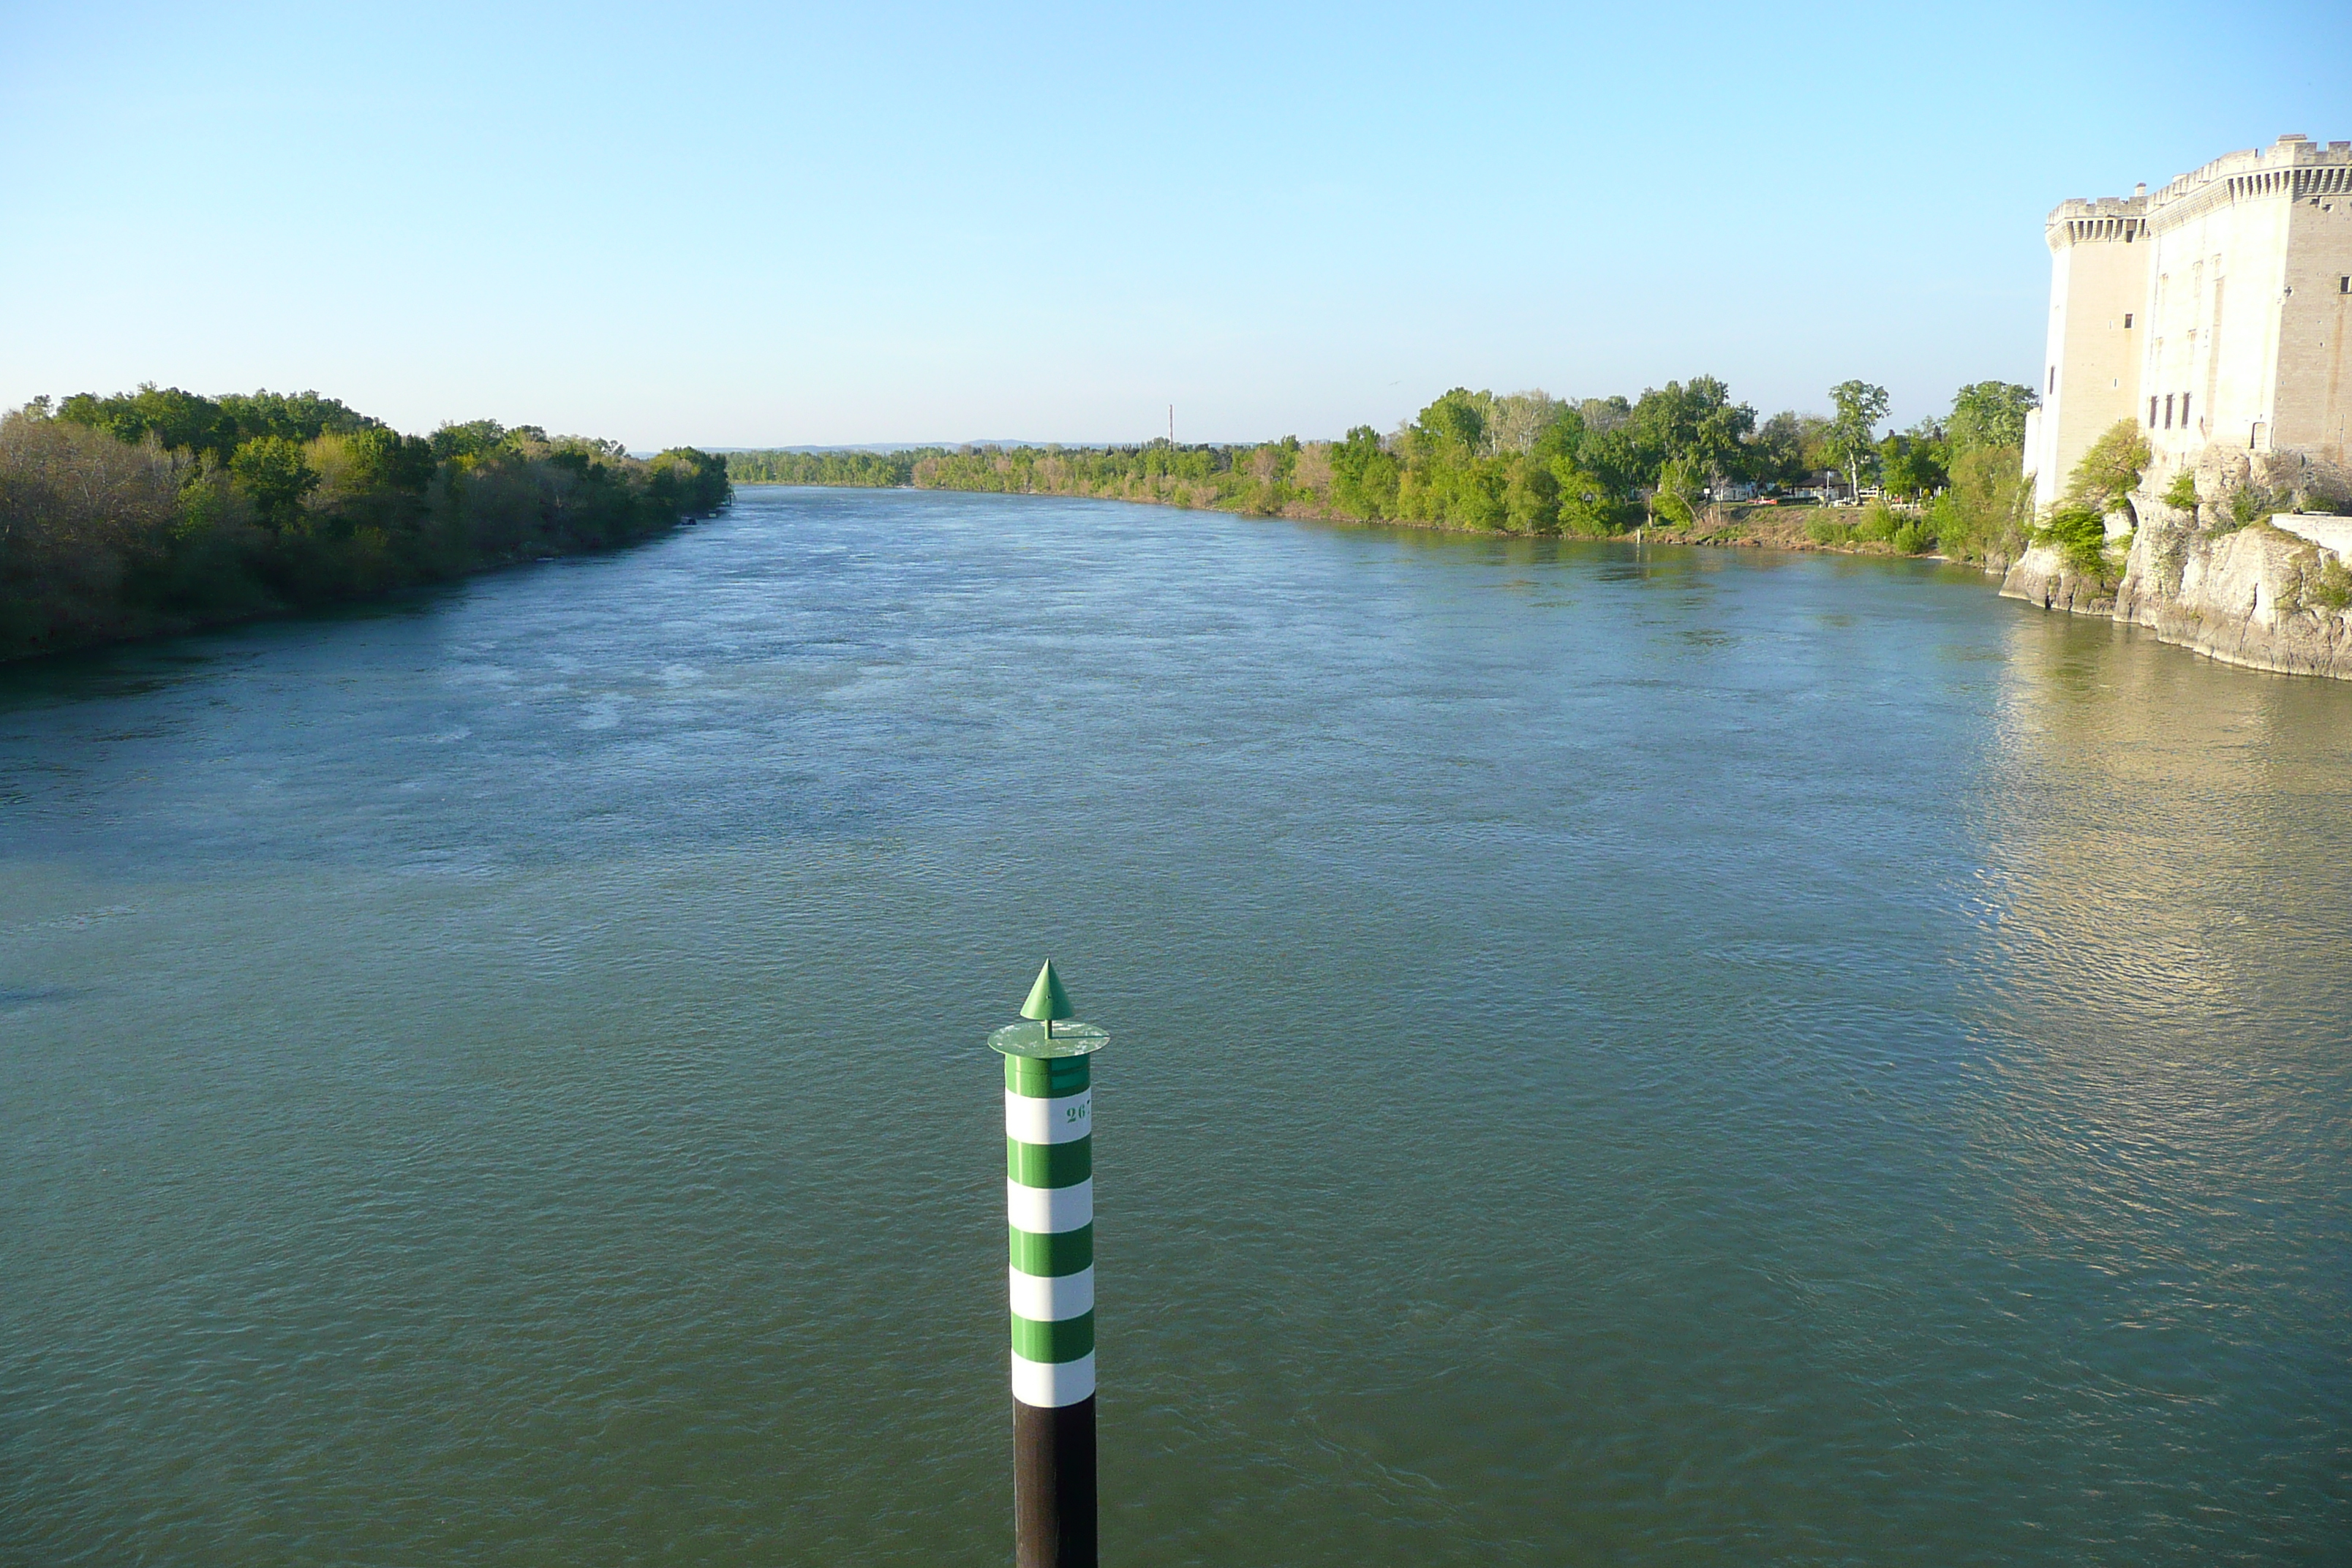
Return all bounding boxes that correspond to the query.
[2044,135,2350,235]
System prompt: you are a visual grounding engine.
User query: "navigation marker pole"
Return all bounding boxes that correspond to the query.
[992,960,1107,1568]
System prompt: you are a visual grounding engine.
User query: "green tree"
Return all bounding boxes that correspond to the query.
[2038,419,2149,576]
[1878,427,1948,500]
[1947,382,2039,453]
[1629,377,1756,486]
[1328,426,1401,519]
[229,437,319,531]
[2061,419,2150,520]
[1929,446,2033,564]
[1414,388,1489,460]
[1750,411,1825,488]
[56,384,240,463]
[1827,380,1890,501]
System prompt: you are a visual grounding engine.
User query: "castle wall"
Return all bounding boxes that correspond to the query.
[2274,179,2352,461]
[2013,137,2352,682]
[2032,215,2146,510]
[2036,137,2352,500]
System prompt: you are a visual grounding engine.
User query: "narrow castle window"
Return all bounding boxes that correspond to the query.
[2048,367,2057,393]
[2164,394,2174,428]
[2149,396,2159,426]
[2181,393,2190,425]
[2123,313,2133,328]
[2340,275,2350,293]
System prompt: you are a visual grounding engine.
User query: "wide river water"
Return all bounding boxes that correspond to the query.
[3,487,2348,1565]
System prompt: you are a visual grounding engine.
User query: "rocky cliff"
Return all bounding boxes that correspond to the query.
[2002,447,2352,679]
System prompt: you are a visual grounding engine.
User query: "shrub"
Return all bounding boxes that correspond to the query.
[2162,468,2199,511]
[2039,505,2114,576]
[1806,516,1853,546]
[1890,520,1931,555]
[2313,554,2352,613]
[2223,484,2268,531]
[1855,500,1900,543]
[2062,421,2149,518]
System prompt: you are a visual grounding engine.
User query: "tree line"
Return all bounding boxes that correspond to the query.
[726,377,2041,564]
[1,385,731,660]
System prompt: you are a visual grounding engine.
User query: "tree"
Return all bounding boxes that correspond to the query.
[2039,419,2149,576]
[1329,426,1400,519]
[1629,376,1757,487]
[1826,380,1889,501]
[57,384,240,463]
[228,436,319,531]
[1413,388,1489,460]
[1651,454,1709,526]
[1750,411,1824,488]
[2060,420,2149,519]
[1930,445,2033,564]
[1878,423,1949,501]
[1486,391,1560,455]
[1947,382,2039,454]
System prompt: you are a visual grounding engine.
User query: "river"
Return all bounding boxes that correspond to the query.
[4,486,2348,1565]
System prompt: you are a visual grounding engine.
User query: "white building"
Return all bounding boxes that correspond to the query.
[2024,135,2352,511]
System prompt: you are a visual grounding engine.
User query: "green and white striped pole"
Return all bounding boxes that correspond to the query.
[990,960,1107,1568]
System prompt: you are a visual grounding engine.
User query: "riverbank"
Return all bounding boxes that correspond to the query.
[735,477,1993,570]
[724,380,2037,570]
[1,391,731,662]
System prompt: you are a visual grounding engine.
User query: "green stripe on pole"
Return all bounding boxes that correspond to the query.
[1007,1136,1093,1188]
[1009,1224,1093,1277]
[1006,1055,1090,1098]
[1010,1310,1096,1363]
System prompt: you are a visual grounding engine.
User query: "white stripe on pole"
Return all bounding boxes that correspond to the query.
[1009,1265,1095,1321]
[1004,1088,1093,1145]
[1011,1350,1097,1409]
[1006,1178,1092,1234]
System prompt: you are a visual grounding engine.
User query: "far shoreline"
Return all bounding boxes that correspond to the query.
[729,479,2000,573]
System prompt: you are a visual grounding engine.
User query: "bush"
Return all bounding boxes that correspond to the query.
[2162,468,2199,511]
[2220,484,2269,532]
[2313,554,2352,613]
[1890,520,1932,555]
[2039,505,2114,576]
[1855,500,1901,543]
[1806,516,1854,546]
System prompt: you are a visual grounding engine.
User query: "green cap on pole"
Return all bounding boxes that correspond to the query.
[1020,960,1074,1025]
[991,962,1107,1063]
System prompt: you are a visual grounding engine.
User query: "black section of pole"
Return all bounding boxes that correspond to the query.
[1014,1396,1096,1568]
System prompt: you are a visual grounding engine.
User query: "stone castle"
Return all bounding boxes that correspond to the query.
[2004,135,2352,679]
[2025,134,2352,509]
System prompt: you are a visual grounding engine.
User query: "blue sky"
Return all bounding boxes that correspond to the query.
[4,1,2346,448]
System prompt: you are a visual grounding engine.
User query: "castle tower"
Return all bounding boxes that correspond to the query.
[2029,135,2352,511]
[2027,189,2149,510]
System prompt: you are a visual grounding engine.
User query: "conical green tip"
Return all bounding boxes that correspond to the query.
[1019,960,1075,1022]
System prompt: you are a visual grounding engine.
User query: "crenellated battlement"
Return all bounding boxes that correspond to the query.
[2051,136,2352,244]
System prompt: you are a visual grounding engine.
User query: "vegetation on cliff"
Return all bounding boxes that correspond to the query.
[2036,420,2150,577]
[1,386,730,660]
[729,377,2040,565]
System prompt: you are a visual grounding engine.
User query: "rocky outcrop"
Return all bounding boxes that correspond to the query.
[2113,518,2352,677]
[2002,445,2352,679]
[2002,543,2114,616]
